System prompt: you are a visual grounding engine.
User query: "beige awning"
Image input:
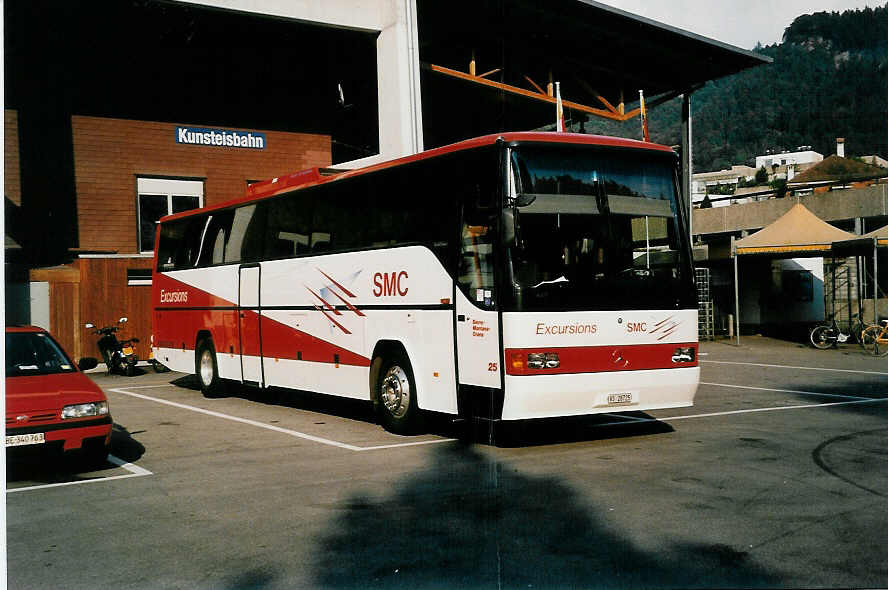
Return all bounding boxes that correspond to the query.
[863,223,888,247]
[734,203,857,256]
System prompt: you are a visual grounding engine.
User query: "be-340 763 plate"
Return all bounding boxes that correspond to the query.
[6,432,45,447]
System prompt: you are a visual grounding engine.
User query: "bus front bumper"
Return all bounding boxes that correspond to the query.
[501,366,700,421]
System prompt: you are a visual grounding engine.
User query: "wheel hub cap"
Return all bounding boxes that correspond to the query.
[381,366,410,418]
[199,350,214,386]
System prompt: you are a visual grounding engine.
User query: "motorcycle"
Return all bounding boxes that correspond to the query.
[85,317,140,376]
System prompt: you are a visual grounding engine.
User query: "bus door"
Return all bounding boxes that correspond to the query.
[455,215,501,389]
[238,264,263,385]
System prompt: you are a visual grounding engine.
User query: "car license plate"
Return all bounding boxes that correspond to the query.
[6,433,45,447]
[607,392,634,405]
[123,347,134,355]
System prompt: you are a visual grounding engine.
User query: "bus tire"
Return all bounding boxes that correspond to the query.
[375,352,421,435]
[196,338,225,397]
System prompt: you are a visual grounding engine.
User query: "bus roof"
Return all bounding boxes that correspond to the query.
[159,132,674,224]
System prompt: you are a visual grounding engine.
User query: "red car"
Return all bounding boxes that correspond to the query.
[6,326,112,464]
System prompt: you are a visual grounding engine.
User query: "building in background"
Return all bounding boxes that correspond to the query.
[692,137,888,338]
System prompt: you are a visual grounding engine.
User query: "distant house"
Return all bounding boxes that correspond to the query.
[754,148,823,171]
[788,154,888,195]
[691,165,757,205]
[860,155,888,168]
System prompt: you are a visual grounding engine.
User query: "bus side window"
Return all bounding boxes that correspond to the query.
[265,193,312,259]
[198,211,234,267]
[224,204,265,264]
[157,216,206,271]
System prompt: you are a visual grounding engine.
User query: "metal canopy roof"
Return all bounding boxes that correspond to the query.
[418,0,770,117]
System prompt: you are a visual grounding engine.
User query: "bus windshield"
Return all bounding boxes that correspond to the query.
[505,145,695,312]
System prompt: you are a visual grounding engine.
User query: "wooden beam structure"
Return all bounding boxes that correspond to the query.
[425,62,648,123]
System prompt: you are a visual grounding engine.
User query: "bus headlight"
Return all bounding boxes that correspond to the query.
[61,401,109,419]
[672,347,695,363]
[527,352,560,369]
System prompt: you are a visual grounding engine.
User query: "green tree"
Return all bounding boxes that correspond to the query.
[755,166,769,184]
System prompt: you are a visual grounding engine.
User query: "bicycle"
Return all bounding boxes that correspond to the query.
[860,320,888,357]
[809,315,870,350]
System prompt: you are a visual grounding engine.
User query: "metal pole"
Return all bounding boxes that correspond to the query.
[734,253,740,346]
[681,94,692,237]
[875,238,879,326]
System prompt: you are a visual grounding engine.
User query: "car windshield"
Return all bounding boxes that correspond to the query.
[505,145,695,311]
[6,332,77,377]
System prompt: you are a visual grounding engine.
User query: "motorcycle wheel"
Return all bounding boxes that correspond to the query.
[125,362,135,377]
[152,360,170,373]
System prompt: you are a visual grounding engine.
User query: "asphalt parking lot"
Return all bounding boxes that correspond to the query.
[7,336,888,589]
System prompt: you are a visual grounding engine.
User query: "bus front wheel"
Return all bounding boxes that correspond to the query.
[375,353,421,434]
[196,338,225,397]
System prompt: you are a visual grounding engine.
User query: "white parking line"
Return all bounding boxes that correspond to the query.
[6,455,153,494]
[597,397,888,428]
[702,360,888,376]
[700,381,872,401]
[109,386,456,452]
[108,381,888,450]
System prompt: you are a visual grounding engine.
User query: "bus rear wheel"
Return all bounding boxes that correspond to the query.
[375,353,421,434]
[196,338,225,397]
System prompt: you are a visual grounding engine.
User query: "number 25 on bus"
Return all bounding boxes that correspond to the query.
[152,132,699,435]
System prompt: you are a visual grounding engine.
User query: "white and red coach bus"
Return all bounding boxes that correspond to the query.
[152,132,699,433]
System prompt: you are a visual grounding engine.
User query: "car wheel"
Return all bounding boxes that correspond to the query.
[375,352,421,434]
[196,338,225,397]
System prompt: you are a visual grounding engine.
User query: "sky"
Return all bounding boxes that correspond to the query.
[597,0,883,50]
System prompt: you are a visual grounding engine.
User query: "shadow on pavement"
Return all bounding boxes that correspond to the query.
[110,423,147,463]
[170,375,378,425]
[310,442,780,589]
[781,379,888,418]
[6,423,147,484]
[484,413,675,447]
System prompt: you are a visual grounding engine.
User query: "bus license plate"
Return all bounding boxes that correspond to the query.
[6,433,45,447]
[607,392,634,405]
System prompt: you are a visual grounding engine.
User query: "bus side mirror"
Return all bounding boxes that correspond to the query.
[514,193,536,207]
[503,209,516,246]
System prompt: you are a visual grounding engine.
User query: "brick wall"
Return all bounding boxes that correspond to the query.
[71,116,331,253]
[5,109,21,206]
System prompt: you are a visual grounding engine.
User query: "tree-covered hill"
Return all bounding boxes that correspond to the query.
[582,3,888,173]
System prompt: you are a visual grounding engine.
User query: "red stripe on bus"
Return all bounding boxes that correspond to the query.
[259,312,369,366]
[505,342,697,376]
[153,273,370,367]
[153,273,234,308]
[317,268,357,298]
[306,286,342,315]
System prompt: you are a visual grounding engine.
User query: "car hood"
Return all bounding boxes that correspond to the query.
[5,372,107,414]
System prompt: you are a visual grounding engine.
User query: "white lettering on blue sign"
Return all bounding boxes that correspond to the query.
[175,127,266,149]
